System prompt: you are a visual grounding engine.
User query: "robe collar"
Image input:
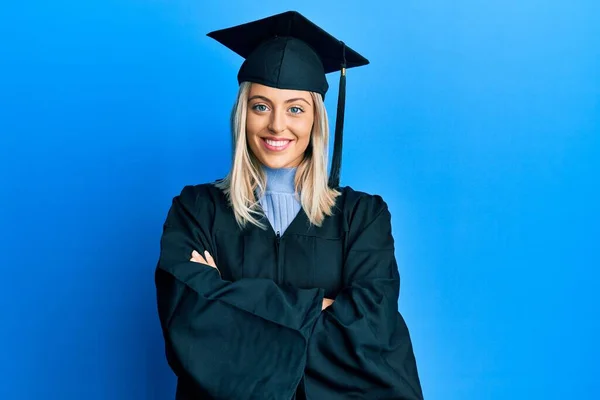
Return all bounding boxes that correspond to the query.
[262,166,297,194]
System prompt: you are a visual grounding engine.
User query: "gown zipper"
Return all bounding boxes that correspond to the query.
[275,231,282,284]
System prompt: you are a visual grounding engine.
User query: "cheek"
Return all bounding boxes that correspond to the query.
[246,115,266,151]
[246,115,260,139]
[293,118,314,146]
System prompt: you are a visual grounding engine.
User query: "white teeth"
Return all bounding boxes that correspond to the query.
[265,139,290,147]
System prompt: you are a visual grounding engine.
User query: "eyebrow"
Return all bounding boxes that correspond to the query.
[248,95,312,106]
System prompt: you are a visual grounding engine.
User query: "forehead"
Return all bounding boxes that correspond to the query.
[248,83,311,101]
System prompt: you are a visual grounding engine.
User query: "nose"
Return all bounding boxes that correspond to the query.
[268,108,286,134]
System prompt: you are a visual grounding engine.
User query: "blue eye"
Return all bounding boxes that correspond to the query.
[252,104,269,112]
[289,106,304,114]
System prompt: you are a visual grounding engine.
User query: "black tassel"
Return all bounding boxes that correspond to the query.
[328,42,347,188]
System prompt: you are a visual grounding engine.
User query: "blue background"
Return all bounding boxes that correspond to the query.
[1,1,598,399]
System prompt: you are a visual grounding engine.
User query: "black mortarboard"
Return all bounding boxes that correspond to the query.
[207,11,369,188]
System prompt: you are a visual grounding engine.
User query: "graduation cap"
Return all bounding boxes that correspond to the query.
[207,10,369,188]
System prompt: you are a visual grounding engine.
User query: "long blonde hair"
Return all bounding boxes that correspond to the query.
[215,81,340,229]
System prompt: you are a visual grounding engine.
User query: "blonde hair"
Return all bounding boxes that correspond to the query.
[215,81,340,229]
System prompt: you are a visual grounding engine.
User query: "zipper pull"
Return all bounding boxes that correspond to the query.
[276,231,281,242]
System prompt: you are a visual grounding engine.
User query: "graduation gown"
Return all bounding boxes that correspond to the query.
[155,182,423,400]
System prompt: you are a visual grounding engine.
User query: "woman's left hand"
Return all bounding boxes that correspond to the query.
[190,250,220,277]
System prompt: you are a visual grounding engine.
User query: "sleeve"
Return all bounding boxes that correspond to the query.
[155,185,325,400]
[303,195,424,400]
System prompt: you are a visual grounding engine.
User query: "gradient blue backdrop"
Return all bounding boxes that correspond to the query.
[1,1,598,399]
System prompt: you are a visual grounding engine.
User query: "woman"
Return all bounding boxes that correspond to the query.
[155,11,424,400]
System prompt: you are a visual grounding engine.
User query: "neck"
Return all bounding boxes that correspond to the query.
[262,165,297,194]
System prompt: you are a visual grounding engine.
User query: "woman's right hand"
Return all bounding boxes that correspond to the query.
[322,297,334,310]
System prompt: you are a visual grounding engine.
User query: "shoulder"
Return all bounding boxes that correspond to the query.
[176,180,223,201]
[336,185,391,229]
[172,180,228,216]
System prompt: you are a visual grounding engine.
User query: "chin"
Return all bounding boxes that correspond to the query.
[259,157,294,169]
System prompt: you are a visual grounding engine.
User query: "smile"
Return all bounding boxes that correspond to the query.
[262,138,292,151]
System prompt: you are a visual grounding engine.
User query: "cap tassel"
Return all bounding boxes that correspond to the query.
[328,42,347,188]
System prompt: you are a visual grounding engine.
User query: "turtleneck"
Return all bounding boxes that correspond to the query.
[258,166,301,235]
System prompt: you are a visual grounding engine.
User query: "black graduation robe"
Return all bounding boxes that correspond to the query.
[155,182,424,400]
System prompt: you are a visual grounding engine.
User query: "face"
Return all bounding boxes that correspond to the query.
[246,83,315,169]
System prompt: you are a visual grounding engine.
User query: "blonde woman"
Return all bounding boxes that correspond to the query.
[155,11,423,400]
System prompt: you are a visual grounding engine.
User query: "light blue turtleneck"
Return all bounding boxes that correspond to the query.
[259,166,301,235]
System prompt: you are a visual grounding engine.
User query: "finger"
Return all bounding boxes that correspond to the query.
[204,251,217,268]
[322,298,334,310]
[190,254,205,262]
[191,250,203,260]
[204,251,221,277]
[190,250,207,264]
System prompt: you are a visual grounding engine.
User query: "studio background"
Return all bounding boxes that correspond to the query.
[1,1,598,399]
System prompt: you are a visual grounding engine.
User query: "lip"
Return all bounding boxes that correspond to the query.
[261,137,293,152]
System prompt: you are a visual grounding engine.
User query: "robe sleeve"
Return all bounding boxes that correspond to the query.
[155,185,325,400]
[304,195,424,400]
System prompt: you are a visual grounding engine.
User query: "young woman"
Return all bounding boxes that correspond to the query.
[155,11,424,400]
